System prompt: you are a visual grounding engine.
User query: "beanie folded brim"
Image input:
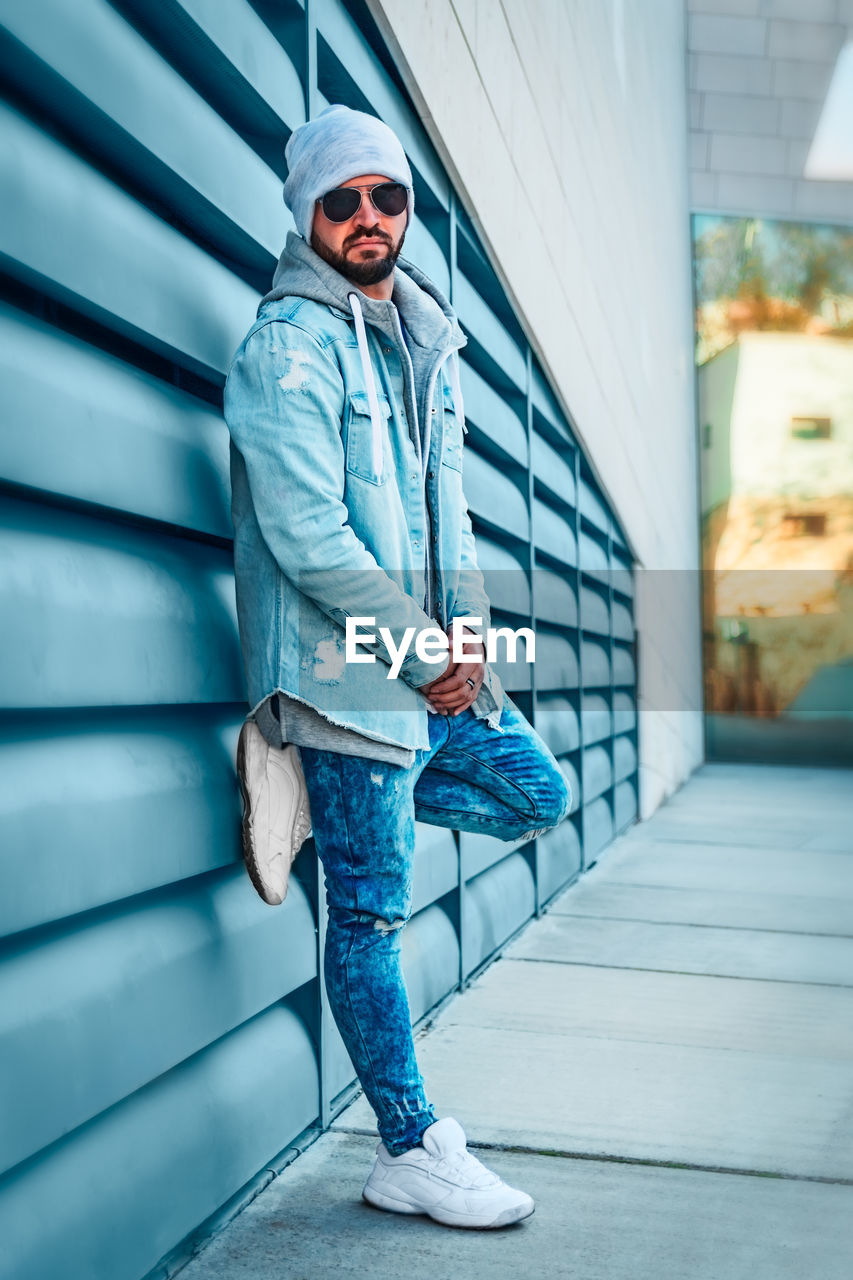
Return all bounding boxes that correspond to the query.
[283,104,414,242]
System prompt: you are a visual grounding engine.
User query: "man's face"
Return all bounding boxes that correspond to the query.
[310,173,407,287]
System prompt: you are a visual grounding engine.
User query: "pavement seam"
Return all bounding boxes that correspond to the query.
[547,912,853,940]
[619,837,851,854]
[505,956,853,988]
[576,877,853,894]
[412,1021,853,1056]
[327,1125,853,1186]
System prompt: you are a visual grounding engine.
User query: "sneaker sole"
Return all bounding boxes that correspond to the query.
[362,1183,534,1229]
[362,1185,422,1216]
[236,722,309,906]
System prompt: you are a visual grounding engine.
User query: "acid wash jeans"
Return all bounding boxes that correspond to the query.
[299,690,572,1156]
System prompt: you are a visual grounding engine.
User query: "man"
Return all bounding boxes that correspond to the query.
[224,105,571,1230]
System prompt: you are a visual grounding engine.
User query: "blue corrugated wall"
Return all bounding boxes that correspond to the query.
[0,1,638,1277]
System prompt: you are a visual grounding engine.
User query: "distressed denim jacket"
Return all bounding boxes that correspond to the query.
[224,232,504,753]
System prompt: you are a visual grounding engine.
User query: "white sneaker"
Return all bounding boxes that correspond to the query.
[362,1116,534,1229]
[235,718,311,906]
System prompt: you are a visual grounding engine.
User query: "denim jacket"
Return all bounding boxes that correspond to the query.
[224,231,504,753]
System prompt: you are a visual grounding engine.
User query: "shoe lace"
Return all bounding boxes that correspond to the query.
[432,1147,501,1188]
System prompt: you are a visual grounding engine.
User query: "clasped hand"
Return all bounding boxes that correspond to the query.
[420,620,486,716]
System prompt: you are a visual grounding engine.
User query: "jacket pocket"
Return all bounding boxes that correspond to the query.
[344,390,392,486]
[440,382,465,472]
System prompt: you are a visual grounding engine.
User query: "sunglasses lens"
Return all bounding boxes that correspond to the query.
[321,188,362,222]
[371,183,408,216]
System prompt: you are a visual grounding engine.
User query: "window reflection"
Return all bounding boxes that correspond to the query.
[693,215,853,764]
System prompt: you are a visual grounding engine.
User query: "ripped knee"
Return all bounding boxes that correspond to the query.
[372,915,406,935]
[520,825,551,842]
[337,905,409,935]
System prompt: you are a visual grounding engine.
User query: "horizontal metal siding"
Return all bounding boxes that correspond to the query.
[0,0,638,1276]
[0,304,231,537]
[0,872,317,1176]
[2,0,288,263]
[0,711,242,937]
[2,100,257,375]
[0,1005,320,1280]
[1,1,306,1273]
[1,497,243,706]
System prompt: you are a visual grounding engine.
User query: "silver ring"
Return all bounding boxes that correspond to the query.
[465,677,476,690]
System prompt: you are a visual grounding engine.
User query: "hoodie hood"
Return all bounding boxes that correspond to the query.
[258,232,468,489]
[260,231,466,357]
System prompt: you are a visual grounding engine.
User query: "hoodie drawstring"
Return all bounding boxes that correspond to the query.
[348,291,384,479]
[447,350,467,434]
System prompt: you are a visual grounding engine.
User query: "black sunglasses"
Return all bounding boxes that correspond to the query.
[317,181,409,223]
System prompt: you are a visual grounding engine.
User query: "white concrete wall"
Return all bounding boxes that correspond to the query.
[368,0,704,815]
[688,0,853,224]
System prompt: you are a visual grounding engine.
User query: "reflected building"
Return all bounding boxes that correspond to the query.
[698,325,853,762]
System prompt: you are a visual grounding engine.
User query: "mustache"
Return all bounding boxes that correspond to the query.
[345,229,392,249]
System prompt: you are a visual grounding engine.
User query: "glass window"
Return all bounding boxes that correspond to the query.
[692,214,853,765]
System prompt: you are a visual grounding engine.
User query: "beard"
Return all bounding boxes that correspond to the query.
[310,225,405,286]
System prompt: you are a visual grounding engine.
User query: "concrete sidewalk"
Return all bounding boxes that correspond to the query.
[180,763,853,1279]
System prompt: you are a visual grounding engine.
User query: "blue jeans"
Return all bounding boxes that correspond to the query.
[299,692,572,1155]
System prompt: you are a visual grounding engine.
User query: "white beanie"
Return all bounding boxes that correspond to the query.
[283,104,414,242]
